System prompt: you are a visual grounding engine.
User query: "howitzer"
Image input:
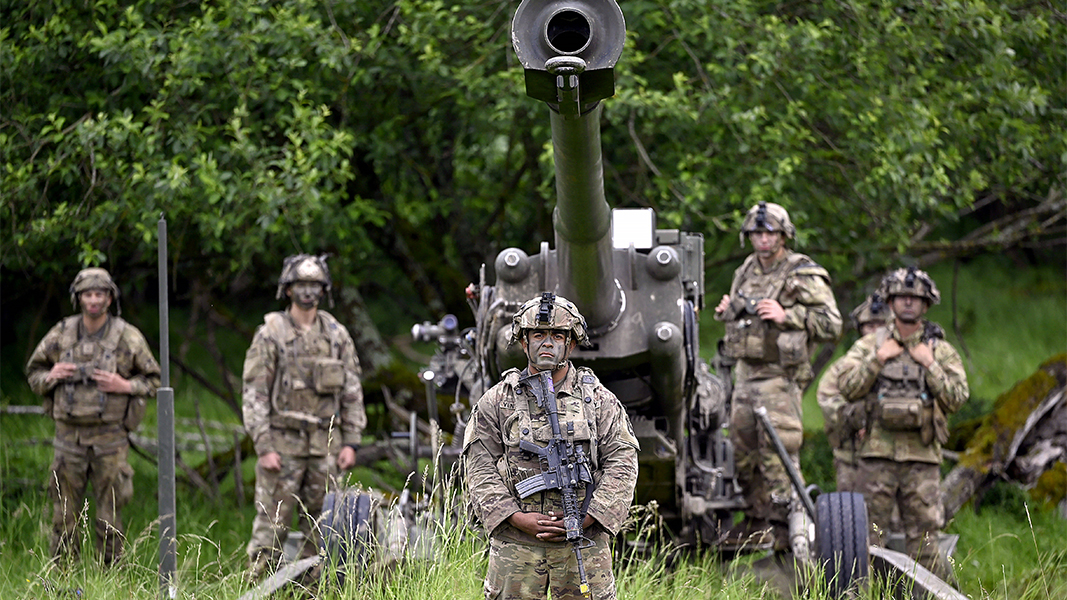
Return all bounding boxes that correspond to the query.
[410,0,738,548]
[516,370,595,597]
[460,0,734,543]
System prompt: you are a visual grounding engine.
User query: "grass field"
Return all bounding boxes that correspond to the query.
[1,254,1064,598]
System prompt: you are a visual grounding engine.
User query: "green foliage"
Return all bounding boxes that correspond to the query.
[606,0,1063,274]
[3,0,1062,312]
[2,0,372,283]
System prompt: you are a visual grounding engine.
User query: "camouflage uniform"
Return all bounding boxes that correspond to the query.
[243,256,366,574]
[817,295,891,492]
[816,359,859,492]
[837,270,967,580]
[464,362,639,600]
[719,203,842,538]
[25,268,161,564]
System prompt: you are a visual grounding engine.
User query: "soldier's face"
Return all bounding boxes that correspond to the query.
[522,329,572,371]
[78,289,111,318]
[288,282,324,310]
[749,230,784,259]
[890,294,927,324]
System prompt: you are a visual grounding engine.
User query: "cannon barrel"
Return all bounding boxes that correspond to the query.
[512,0,626,331]
[464,0,719,534]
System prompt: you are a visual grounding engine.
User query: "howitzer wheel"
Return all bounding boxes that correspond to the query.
[319,489,373,586]
[815,491,869,597]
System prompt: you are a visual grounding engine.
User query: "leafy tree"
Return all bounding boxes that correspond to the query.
[2,0,1063,391]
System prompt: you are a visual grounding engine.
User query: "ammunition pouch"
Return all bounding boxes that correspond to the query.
[776,329,809,367]
[313,357,345,394]
[836,402,867,448]
[875,355,930,433]
[878,396,925,431]
[722,297,773,360]
[56,373,126,425]
[124,396,147,432]
[921,402,949,446]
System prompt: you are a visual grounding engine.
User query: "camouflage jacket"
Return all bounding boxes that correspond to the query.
[26,315,160,428]
[816,356,855,462]
[725,250,842,385]
[837,320,968,464]
[463,363,639,546]
[242,308,365,457]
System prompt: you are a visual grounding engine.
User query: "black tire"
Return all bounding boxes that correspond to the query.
[319,489,373,586]
[815,491,870,598]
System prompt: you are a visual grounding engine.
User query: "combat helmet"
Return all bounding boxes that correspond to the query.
[70,267,121,315]
[849,293,890,330]
[508,292,589,348]
[276,254,333,306]
[879,266,940,306]
[739,201,796,246]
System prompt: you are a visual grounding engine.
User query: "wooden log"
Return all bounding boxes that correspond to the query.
[941,354,1066,520]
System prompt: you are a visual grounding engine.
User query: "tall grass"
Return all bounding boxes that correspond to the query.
[2,448,1065,599]
[2,256,1063,598]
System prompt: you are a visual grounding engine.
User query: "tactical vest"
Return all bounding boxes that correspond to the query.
[722,252,818,365]
[496,367,602,516]
[870,328,930,433]
[263,311,348,431]
[51,315,129,425]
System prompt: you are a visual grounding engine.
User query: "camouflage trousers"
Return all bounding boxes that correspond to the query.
[730,375,804,526]
[48,428,133,565]
[247,454,336,574]
[857,458,952,580]
[484,529,615,600]
[833,454,859,493]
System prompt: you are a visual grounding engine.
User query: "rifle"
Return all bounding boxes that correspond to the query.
[514,370,595,598]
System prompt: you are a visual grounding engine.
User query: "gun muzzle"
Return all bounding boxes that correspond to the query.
[512,0,626,108]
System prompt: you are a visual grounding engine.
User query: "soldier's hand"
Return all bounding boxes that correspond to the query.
[46,362,78,382]
[337,446,357,470]
[508,511,567,541]
[258,452,282,472]
[907,342,935,368]
[93,369,132,394]
[756,299,786,324]
[876,338,904,365]
[715,294,730,314]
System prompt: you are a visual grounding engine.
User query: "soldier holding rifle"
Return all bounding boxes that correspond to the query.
[714,202,842,548]
[26,267,161,566]
[463,293,639,599]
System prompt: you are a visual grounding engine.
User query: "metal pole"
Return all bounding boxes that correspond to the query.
[754,406,817,520]
[158,214,177,599]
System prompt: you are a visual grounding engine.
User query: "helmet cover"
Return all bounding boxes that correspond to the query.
[849,293,891,330]
[69,267,121,315]
[508,292,589,347]
[276,254,333,301]
[739,201,796,246]
[879,266,941,306]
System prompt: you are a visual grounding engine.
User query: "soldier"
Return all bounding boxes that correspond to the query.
[714,201,842,547]
[837,267,967,580]
[816,294,891,492]
[463,293,639,600]
[242,254,367,580]
[26,267,161,565]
